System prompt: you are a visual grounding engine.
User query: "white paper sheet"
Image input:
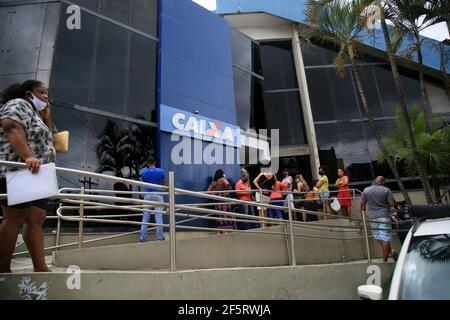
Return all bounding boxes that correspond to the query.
[6,163,59,206]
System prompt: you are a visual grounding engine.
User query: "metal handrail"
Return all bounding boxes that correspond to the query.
[0,160,385,268]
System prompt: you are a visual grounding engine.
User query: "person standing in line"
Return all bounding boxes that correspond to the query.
[295,175,309,222]
[360,176,399,262]
[140,157,166,242]
[0,80,55,273]
[335,168,352,217]
[282,168,293,191]
[268,178,289,221]
[316,166,330,220]
[392,201,412,245]
[208,169,235,232]
[235,170,256,230]
[253,171,276,228]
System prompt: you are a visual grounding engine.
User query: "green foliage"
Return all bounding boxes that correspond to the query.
[303,0,367,77]
[380,106,450,178]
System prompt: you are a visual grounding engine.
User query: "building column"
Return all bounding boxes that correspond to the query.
[291,24,320,179]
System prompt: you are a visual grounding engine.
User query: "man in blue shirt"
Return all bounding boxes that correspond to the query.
[140,157,166,242]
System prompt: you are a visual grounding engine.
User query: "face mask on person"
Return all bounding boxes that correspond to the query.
[30,93,47,111]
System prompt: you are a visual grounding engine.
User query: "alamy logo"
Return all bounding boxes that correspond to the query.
[362,4,381,30]
[366,265,381,286]
[170,128,280,173]
[66,5,81,30]
[66,265,81,290]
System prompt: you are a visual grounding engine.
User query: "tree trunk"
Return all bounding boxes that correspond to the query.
[440,43,450,100]
[415,33,432,132]
[377,2,434,204]
[349,45,412,205]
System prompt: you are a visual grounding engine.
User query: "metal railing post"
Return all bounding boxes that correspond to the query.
[78,187,85,249]
[361,210,372,263]
[55,203,62,251]
[259,189,264,228]
[169,172,176,271]
[352,189,356,222]
[287,193,297,266]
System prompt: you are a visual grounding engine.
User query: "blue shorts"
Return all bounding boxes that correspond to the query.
[321,192,330,202]
[370,217,392,242]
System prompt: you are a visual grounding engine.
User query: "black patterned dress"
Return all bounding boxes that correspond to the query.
[214,181,235,230]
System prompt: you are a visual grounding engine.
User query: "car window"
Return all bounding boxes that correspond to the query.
[399,234,450,299]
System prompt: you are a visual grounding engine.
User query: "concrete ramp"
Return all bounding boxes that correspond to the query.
[53,220,396,270]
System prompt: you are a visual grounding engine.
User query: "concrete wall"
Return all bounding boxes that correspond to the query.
[0,262,394,300]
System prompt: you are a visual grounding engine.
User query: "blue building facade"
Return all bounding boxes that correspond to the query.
[158,0,240,194]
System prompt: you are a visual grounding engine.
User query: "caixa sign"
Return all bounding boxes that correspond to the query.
[160,104,241,147]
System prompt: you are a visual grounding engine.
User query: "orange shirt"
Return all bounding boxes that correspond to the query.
[270,181,288,199]
[235,180,253,201]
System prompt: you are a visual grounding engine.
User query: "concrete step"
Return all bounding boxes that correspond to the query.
[0,261,395,300]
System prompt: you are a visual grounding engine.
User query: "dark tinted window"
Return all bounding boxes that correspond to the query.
[230,29,252,71]
[301,42,336,67]
[260,42,298,91]
[51,2,158,193]
[305,69,336,122]
[264,91,307,146]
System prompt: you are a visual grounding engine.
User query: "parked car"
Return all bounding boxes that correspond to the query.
[358,205,450,300]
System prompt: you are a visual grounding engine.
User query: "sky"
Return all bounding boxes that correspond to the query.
[192,0,449,41]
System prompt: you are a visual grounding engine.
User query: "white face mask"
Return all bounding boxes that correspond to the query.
[30,93,47,111]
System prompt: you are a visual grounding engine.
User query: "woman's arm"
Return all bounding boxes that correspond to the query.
[39,104,52,130]
[253,173,263,189]
[207,181,216,191]
[340,176,349,186]
[316,178,324,189]
[1,118,41,173]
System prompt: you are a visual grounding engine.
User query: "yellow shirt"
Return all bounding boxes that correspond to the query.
[320,175,329,192]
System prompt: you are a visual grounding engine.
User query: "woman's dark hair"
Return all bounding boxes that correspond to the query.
[0,80,43,104]
[338,168,346,174]
[213,169,225,182]
[319,166,327,174]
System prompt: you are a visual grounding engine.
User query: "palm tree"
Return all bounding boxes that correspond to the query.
[96,120,126,175]
[384,0,440,132]
[303,0,413,204]
[122,123,155,180]
[366,0,435,203]
[423,0,450,98]
[382,107,450,200]
[425,0,450,37]
[96,120,155,180]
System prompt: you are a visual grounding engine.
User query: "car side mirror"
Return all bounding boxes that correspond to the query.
[358,285,383,300]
